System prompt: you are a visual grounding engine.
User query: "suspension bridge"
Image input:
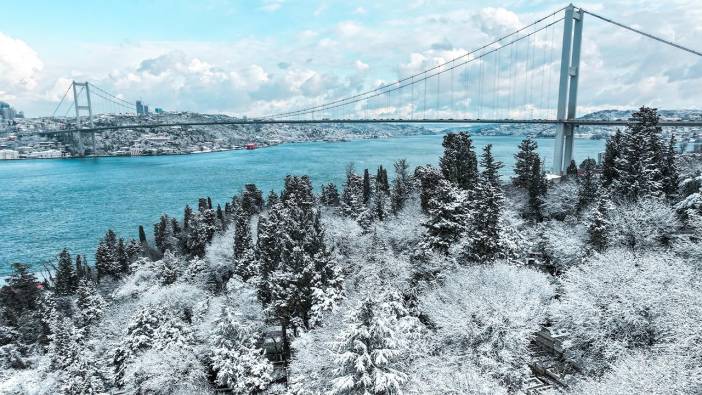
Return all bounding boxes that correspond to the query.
[38,4,702,173]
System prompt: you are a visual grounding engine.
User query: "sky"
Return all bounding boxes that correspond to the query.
[1,0,701,118]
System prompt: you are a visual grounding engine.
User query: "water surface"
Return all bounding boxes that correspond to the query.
[0,134,605,274]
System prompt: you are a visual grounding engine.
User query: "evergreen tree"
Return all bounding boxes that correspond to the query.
[662,134,680,200]
[95,229,118,282]
[183,204,193,230]
[171,217,181,236]
[75,254,86,282]
[466,145,504,262]
[158,250,180,285]
[116,237,129,274]
[0,263,41,326]
[601,130,622,188]
[208,196,213,210]
[320,183,341,207]
[577,158,598,211]
[566,159,578,179]
[198,197,209,212]
[362,168,372,205]
[525,156,548,221]
[331,297,407,395]
[391,159,411,214]
[54,248,76,295]
[257,176,343,360]
[48,312,80,371]
[372,180,387,222]
[415,165,443,214]
[76,279,105,328]
[113,305,164,386]
[513,138,539,188]
[233,206,256,280]
[266,190,280,208]
[341,165,364,217]
[588,196,612,252]
[125,239,143,264]
[60,351,108,395]
[439,132,478,190]
[154,214,170,253]
[612,107,666,200]
[241,184,265,216]
[210,307,273,394]
[216,204,225,225]
[138,225,147,244]
[377,165,390,195]
[421,179,467,254]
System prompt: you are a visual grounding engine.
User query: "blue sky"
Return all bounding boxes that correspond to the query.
[2,1,701,117]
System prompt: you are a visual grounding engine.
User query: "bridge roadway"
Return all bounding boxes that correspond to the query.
[30,118,702,135]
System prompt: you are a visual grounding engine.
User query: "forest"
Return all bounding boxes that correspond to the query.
[1,107,701,394]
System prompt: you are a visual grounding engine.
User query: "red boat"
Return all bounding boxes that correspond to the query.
[245,143,257,150]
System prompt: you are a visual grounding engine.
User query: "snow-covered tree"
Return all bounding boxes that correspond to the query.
[341,165,365,218]
[75,279,105,328]
[54,248,76,295]
[421,179,467,254]
[209,307,273,394]
[512,138,538,188]
[439,132,478,190]
[391,159,412,214]
[320,182,341,207]
[331,297,407,394]
[465,145,504,262]
[232,206,256,281]
[60,351,108,395]
[588,196,613,252]
[95,229,118,281]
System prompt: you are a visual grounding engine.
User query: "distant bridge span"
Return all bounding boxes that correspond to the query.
[35,118,702,136]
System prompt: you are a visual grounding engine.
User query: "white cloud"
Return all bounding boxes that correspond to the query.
[260,0,284,12]
[0,32,43,99]
[354,60,369,71]
[353,7,367,15]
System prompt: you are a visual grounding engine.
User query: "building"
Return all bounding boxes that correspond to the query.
[0,149,19,160]
[0,101,17,120]
[143,105,149,115]
[136,100,144,116]
[27,149,63,159]
[155,107,164,114]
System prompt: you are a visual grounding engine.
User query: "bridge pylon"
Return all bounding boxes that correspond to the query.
[72,81,96,156]
[553,4,584,174]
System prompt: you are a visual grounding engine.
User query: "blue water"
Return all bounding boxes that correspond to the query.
[0,135,605,274]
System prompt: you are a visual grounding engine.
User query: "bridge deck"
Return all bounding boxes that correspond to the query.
[32,118,702,134]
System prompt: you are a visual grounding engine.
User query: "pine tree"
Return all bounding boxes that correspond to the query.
[257,177,343,360]
[577,158,598,211]
[566,159,578,179]
[138,225,147,245]
[612,107,666,200]
[362,168,372,205]
[241,184,264,216]
[54,248,76,295]
[113,305,164,386]
[210,307,273,394]
[267,190,280,208]
[183,204,193,230]
[75,254,86,282]
[601,130,622,188]
[154,214,170,253]
[60,351,108,395]
[525,156,548,221]
[76,279,105,328]
[116,237,129,274]
[391,159,411,214]
[48,312,80,371]
[216,204,225,225]
[662,134,680,200]
[421,179,467,254]
[377,165,390,195]
[158,250,180,285]
[331,297,407,395]
[439,132,478,190]
[233,206,256,281]
[0,263,41,326]
[341,166,364,217]
[208,196,213,210]
[95,229,118,282]
[415,165,443,214]
[125,239,142,264]
[320,183,341,207]
[588,196,612,252]
[513,138,539,188]
[466,145,504,262]
[372,180,387,222]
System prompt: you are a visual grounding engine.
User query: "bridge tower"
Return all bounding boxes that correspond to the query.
[72,81,96,156]
[553,4,584,174]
